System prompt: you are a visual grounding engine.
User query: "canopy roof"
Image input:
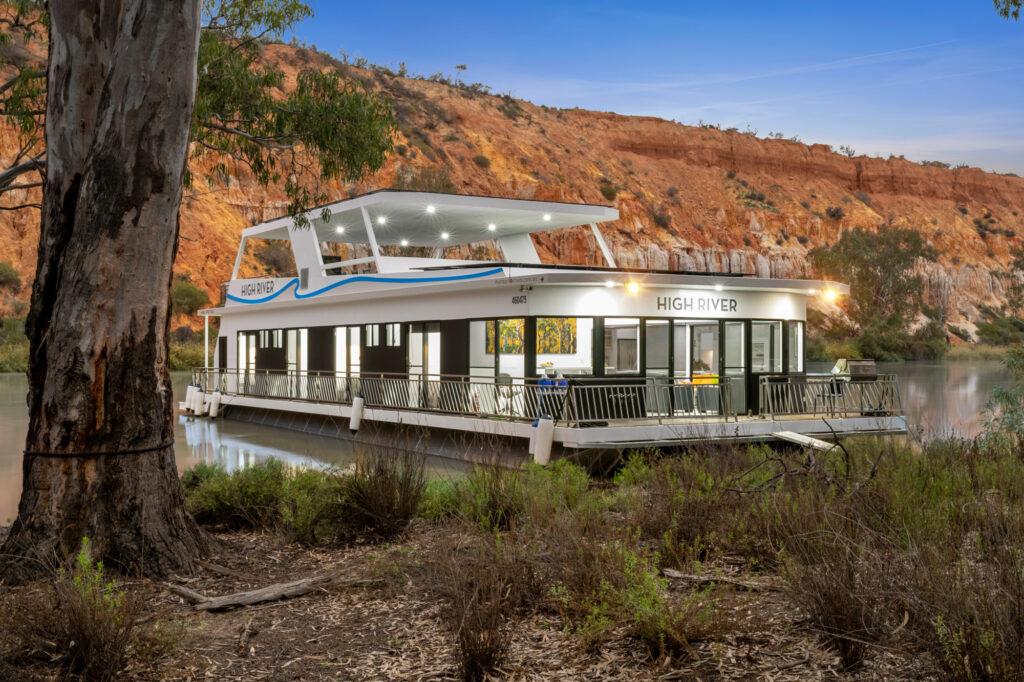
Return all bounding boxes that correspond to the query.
[241,190,619,247]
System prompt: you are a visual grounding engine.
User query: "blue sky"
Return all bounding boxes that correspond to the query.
[294,1,1024,174]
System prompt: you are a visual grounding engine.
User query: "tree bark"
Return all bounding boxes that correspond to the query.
[0,1,207,582]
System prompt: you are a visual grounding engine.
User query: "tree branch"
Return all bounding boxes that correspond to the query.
[0,152,45,191]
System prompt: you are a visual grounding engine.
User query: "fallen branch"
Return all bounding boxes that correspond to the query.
[662,567,775,592]
[165,572,384,611]
[237,616,258,657]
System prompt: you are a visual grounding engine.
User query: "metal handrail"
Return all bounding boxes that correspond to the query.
[758,374,903,419]
[191,368,738,426]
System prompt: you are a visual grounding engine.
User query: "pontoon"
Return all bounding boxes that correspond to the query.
[192,190,905,461]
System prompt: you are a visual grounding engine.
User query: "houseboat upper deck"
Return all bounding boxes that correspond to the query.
[193,190,905,457]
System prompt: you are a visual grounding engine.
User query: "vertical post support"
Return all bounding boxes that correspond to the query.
[360,206,383,273]
[204,314,209,370]
[589,223,616,268]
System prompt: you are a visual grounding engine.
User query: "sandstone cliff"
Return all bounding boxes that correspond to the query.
[2,43,1022,335]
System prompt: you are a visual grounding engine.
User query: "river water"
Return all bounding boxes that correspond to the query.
[0,361,1013,522]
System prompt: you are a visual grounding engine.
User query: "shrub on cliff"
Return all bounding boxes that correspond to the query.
[472,155,491,169]
[170,280,209,316]
[0,262,20,293]
[599,183,617,201]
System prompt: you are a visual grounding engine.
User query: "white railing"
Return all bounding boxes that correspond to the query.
[758,374,903,419]
[191,369,738,426]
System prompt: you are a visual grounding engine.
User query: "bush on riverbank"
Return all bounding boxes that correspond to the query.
[178,424,1024,677]
[183,446,427,544]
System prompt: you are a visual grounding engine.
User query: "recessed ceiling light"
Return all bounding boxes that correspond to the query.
[335,226,345,234]
[542,213,551,221]
[441,231,450,240]
[714,284,723,292]
[376,216,386,225]
[426,205,435,214]
[625,281,640,295]
[488,223,496,231]
[604,280,615,288]
[400,239,409,246]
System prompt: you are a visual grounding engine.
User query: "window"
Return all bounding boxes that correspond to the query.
[787,321,804,373]
[537,317,593,376]
[604,318,640,374]
[385,323,401,347]
[645,320,670,376]
[751,321,783,373]
[672,322,691,378]
[470,320,496,377]
[692,323,719,377]
[365,324,381,347]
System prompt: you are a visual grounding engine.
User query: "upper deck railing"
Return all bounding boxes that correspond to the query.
[191,369,738,427]
[758,374,903,419]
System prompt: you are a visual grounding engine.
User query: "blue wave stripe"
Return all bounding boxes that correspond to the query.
[226,267,506,305]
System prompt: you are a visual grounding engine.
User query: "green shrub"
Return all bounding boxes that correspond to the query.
[420,478,461,521]
[184,459,287,529]
[169,339,207,371]
[599,183,617,201]
[976,316,1024,345]
[458,464,524,531]
[170,279,209,316]
[0,261,20,292]
[1,538,142,681]
[0,318,28,372]
[825,206,845,220]
[471,154,490,169]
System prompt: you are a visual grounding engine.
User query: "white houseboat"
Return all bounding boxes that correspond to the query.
[192,190,905,461]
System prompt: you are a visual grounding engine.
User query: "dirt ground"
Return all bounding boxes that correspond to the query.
[4,526,919,681]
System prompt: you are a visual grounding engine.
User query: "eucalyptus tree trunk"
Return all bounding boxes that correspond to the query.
[0,1,207,582]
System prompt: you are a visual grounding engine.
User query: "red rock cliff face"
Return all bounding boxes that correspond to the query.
[2,43,1022,333]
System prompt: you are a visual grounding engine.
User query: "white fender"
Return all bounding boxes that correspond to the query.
[193,389,206,415]
[533,417,554,466]
[350,395,365,433]
[184,384,196,414]
[209,391,221,419]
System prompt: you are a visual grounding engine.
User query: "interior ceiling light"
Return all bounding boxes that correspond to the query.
[488,224,496,231]
[441,232,450,240]
[335,226,345,234]
[426,205,436,213]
